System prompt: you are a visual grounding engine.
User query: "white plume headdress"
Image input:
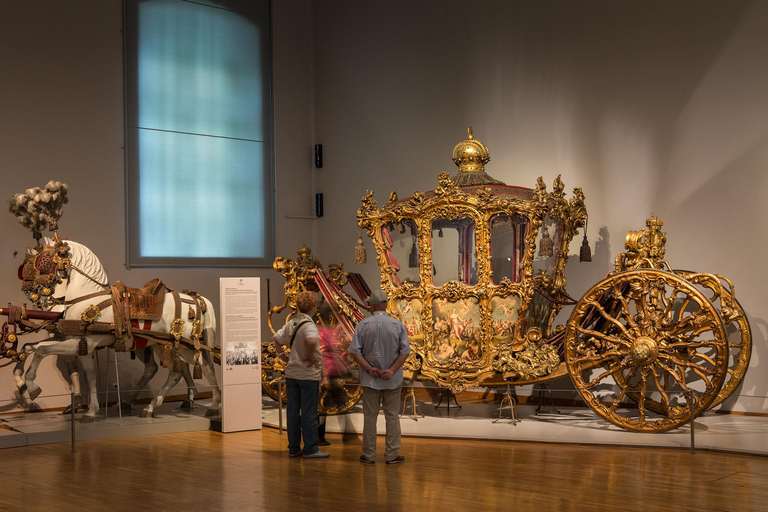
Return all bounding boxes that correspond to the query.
[8,181,68,244]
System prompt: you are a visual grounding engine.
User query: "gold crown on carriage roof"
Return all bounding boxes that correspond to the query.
[451,128,504,187]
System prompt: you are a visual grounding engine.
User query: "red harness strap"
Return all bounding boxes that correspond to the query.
[130,319,154,349]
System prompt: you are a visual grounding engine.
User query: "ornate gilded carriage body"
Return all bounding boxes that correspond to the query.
[357,129,587,392]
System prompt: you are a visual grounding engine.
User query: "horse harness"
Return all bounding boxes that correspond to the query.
[8,279,212,375]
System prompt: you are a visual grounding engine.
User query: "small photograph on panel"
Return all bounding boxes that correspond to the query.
[226,341,260,366]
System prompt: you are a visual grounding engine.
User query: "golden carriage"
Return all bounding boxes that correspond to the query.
[264,245,367,414]
[266,129,751,432]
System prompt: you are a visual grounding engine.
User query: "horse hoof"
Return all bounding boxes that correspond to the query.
[140,409,155,419]
[17,384,27,395]
[28,386,42,401]
[180,400,194,410]
[61,405,76,415]
[205,408,220,418]
[120,402,133,414]
[79,415,95,424]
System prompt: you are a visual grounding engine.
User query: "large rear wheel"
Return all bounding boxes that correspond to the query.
[565,269,728,432]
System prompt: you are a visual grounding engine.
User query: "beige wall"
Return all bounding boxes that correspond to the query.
[1,0,767,414]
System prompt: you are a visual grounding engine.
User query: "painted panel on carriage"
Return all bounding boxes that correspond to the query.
[393,298,424,347]
[490,295,521,344]
[431,297,482,362]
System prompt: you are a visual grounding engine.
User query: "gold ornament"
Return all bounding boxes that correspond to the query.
[538,226,554,257]
[81,304,101,323]
[354,235,367,264]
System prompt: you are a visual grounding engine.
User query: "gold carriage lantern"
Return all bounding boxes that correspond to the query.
[357,128,588,392]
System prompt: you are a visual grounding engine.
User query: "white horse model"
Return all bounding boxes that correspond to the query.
[14,239,221,422]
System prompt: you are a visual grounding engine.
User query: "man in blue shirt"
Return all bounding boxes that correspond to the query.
[349,289,410,464]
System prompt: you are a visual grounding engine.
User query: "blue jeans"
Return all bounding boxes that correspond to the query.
[286,378,320,455]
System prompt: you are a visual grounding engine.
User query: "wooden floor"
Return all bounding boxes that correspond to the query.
[1,428,768,512]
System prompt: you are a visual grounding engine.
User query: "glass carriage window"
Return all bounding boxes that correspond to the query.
[490,213,528,284]
[533,214,564,277]
[431,216,477,287]
[381,219,420,286]
[124,0,273,267]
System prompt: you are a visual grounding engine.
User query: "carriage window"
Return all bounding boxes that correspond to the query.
[382,219,420,287]
[490,213,528,284]
[431,216,477,287]
[533,215,564,276]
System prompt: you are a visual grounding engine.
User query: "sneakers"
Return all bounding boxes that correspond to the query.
[359,455,375,464]
[318,439,331,447]
[289,452,302,458]
[303,450,330,459]
[386,455,405,465]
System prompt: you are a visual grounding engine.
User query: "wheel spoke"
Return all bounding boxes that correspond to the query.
[659,288,680,321]
[583,358,634,389]
[660,354,716,381]
[612,283,639,334]
[574,326,631,349]
[666,338,719,350]
[585,299,635,341]
[656,359,688,391]
[572,349,624,366]
[649,366,671,412]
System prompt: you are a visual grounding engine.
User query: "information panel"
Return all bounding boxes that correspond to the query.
[220,277,262,432]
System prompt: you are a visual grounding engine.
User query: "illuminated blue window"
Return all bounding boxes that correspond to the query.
[124,0,273,266]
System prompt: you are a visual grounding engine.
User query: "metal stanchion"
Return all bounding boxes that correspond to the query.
[493,382,520,424]
[689,390,695,454]
[278,379,283,434]
[114,351,123,425]
[70,392,76,453]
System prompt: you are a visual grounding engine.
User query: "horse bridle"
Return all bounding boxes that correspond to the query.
[19,238,71,309]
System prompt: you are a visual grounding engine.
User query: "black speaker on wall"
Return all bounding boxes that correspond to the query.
[315,144,323,168]
[316,193,324,218]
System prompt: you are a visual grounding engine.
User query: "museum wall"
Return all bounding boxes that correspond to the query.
[0,0,316,412]
[311,0,768,413]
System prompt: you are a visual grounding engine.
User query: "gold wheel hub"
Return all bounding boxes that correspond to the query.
[629,336,658,365]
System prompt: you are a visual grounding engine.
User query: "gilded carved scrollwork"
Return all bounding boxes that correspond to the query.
[357,129,587,394]
[264,246,363,415]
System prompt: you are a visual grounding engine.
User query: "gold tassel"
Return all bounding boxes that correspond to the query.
[78,337,88,356]
[580,234,592,262]
[114,336,126,353]
[580,215,592,263]
[355,234,367,264]
[161,346,171,368]
[408,239,418,268]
